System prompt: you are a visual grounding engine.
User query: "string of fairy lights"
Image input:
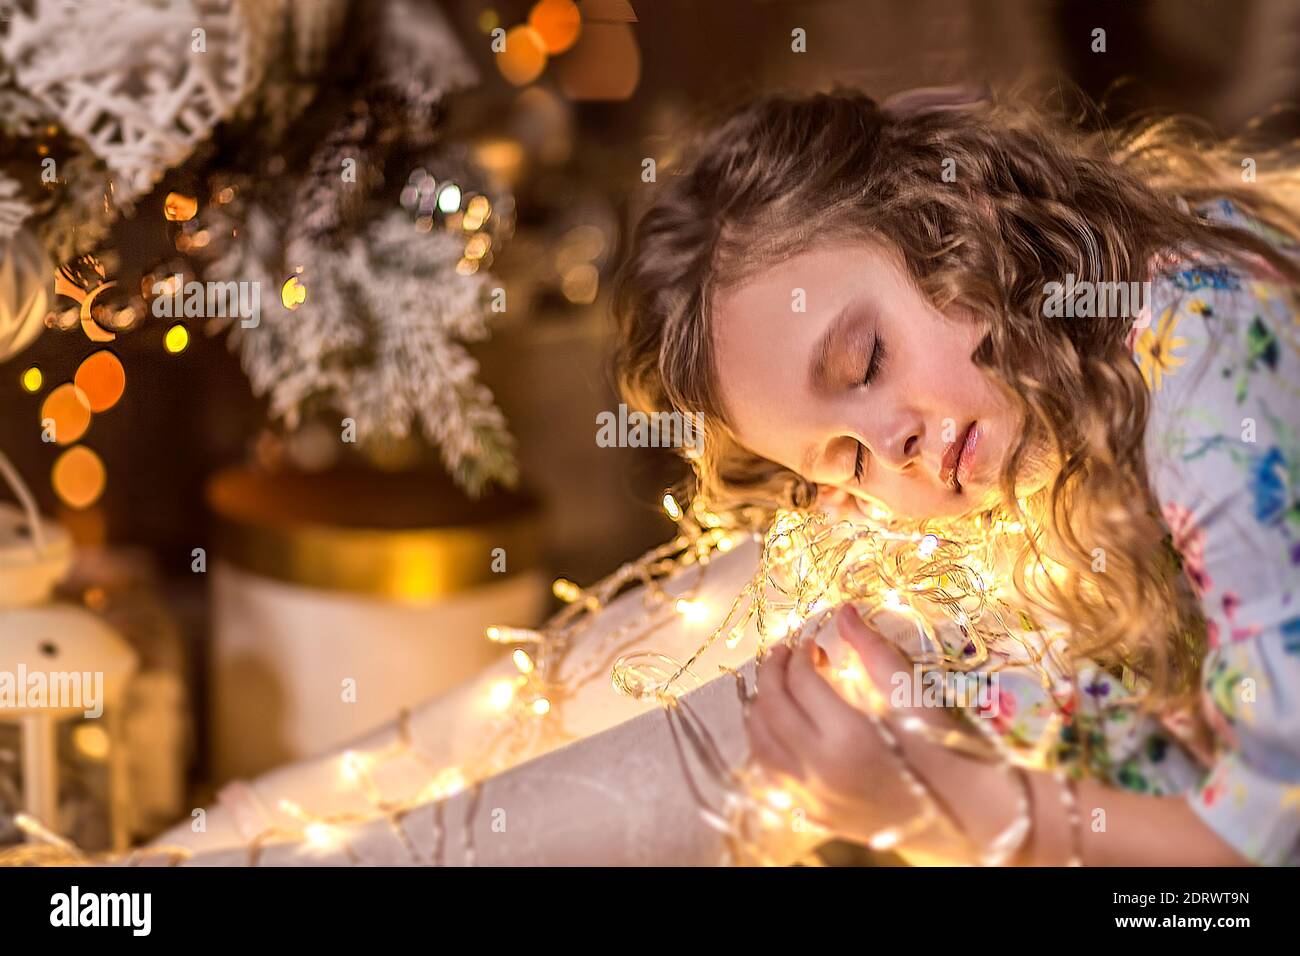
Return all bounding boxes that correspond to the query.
[2,491,1092,867]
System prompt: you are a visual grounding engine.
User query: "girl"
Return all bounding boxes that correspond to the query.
[614,88,1300,865]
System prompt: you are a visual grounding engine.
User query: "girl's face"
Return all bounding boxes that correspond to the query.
[711,241,1029,520]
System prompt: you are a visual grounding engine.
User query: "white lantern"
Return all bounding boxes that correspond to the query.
[0,227,50,364]
[0,452,137,849]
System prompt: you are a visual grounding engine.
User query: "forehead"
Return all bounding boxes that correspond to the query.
[710,241,901,362]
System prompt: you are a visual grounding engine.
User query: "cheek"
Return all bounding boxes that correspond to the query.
[714,362,807,474]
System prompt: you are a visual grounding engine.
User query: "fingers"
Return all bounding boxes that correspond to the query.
[746,703,805,779]
[835,605,962,733]
[747,643,817,772]
[784,634,866,729]
[754,643,817,731]
[835,605,908,692]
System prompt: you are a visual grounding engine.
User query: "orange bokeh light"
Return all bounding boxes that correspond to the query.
[52,445,106,509]
[40,383,92,445]
[498,25,548,86]
[529,0,581,54]
[74,350,126,413]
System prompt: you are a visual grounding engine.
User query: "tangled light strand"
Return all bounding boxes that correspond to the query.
[2,494,1090,867]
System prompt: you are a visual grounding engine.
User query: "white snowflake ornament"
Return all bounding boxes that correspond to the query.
[0,0,275,200]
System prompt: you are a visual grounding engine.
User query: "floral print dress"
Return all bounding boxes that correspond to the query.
[1131,199,1300,865]
[940,199,1300,865]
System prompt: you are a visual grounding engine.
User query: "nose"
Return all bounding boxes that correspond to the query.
[860,413,923,473]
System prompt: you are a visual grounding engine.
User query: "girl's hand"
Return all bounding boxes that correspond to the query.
[745,605,1023,860]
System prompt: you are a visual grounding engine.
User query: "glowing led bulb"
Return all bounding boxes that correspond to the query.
[512,648,535,674]
[675,598,707,623]
[552,578,582,603]
[766,788,794,810]
[432,767,466,798]
[917,534,939,558]
[304,823,338,850]
[758,807,783,829]
[835,657,864,686]
[868,827,902,851]
[487,678,518,712]
[486,625,542,645]
[531,697,551,716]
[340,750,367,784]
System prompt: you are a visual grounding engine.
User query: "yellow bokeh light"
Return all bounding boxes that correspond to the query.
[164,323,189,354]
[464,233,491,260]
[281,274,307,310]
[20,366,42,393]
[40,384,92,445]
[52,445,106,509]
[662,492,681,520]
[73,723,111,761]
[474,138,525,184]
[531,697,551,716]
[466,194,491,222]
[512,648,535,674]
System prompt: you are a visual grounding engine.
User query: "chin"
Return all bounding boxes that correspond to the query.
[842,482,1005,525]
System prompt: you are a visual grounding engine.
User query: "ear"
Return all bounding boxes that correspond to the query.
[813,485,854,517]
[813,486,879,522]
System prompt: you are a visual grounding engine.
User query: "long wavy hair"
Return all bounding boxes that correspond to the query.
[613,87,1300,708]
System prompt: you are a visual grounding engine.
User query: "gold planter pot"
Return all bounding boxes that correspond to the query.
[204,466,547,783]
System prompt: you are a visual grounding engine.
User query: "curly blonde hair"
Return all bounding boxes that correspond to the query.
[613,88,1300,707]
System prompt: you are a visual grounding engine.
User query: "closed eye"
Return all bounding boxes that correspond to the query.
[851,336,885,483]
[860,335,886,387]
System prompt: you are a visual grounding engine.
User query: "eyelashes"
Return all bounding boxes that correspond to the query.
[851,335,885,483]
[860,335,886,387]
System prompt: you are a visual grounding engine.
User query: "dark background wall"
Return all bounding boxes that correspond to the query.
[3,0,1298,588]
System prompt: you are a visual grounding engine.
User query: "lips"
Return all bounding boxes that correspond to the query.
[940,422,980,492]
